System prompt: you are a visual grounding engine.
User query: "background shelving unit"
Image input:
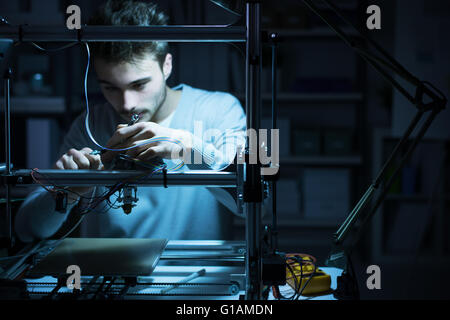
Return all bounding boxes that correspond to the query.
[370,128,450,265]
[0,1,69,171]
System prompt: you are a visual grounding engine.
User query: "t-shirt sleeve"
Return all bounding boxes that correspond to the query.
[187,93,246,171]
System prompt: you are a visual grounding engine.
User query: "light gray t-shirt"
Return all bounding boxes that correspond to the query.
[15,84,246,242]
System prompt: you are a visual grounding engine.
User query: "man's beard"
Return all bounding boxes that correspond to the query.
[120,85,167,123]
[149,85,167,122]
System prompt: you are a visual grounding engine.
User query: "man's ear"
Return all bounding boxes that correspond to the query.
[163,53,173,81]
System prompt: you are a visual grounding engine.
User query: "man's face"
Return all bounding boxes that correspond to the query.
[94,53,172,123]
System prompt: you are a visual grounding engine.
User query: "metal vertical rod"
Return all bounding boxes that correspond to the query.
[245,1,263,300]
[271,36,278,253]
[245,203,262,299]
[4,69,11,175]
[4,68,13,247]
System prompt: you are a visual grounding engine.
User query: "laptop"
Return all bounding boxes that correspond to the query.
[28,238,168,277]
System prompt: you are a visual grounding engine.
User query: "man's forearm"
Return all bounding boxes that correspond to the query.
[15,188,78,242]
[176,130,242,171]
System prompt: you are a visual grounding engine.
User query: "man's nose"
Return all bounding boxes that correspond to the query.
[121,90,138,113]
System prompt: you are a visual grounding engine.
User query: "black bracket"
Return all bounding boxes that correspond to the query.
[162,167,168,188]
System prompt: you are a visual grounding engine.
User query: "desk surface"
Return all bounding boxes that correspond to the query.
[24,266,342,300]
[5,240,343,300]
[22,239,246,300]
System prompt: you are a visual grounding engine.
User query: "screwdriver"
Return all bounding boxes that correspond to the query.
[159,269,206,294]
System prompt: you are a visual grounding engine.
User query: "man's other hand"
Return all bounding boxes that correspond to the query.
[53,147,104,201]
[101,122,192,164]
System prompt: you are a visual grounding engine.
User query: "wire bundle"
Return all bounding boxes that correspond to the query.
[30,159,169,215]
[271,253,318,300]
[82,42,187,171]
[0,164,167,265]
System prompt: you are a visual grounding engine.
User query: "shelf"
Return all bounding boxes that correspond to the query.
[233,218,342,228]
[372,255,450,266]
[305,1,359,11]
[267,27,361,39]
[385,194,430,201]
[385,194,450,202]
[280,155,362,166]
[234,92,363,103]
[371,129,450,265]
[6,96,66,115]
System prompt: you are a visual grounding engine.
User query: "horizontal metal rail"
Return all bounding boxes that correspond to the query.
[10,169,237,187]
[0,25,246,42]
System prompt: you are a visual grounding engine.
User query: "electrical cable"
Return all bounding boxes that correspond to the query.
[29,167,141,216]
[20,41,189,216]
[81,43,240,172]
[273,256,299,300]
[296,263,318,299]
[29,42,78,53]
[0,166,153,264]
[81,42,186,171]
[271,254,317,300]
[7,19,242,172]
[20,37,188,172]
[29,145,171,216]
[30,168,110,205]
[1,18,244,267]
[285,259,300,300]
[77,164,166,215]
[284,254,317,300]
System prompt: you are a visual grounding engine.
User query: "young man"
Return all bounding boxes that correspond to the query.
[15,0,246,242]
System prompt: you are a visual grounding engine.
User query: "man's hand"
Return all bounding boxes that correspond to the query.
[101,122,192,164]
[53,147,104,202]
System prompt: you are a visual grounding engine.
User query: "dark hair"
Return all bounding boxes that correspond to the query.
[89,0,169,67]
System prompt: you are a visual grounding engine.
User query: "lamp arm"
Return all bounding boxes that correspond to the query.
[292,0,447,270]
[348,108,440,253]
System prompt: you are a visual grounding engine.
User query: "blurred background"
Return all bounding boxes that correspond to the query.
[1,0,449,299]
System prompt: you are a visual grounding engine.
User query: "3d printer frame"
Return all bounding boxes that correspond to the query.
[0,2,265,300]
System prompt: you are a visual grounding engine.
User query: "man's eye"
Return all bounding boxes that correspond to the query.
[104,86,118,91]
[133,83,146,91]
